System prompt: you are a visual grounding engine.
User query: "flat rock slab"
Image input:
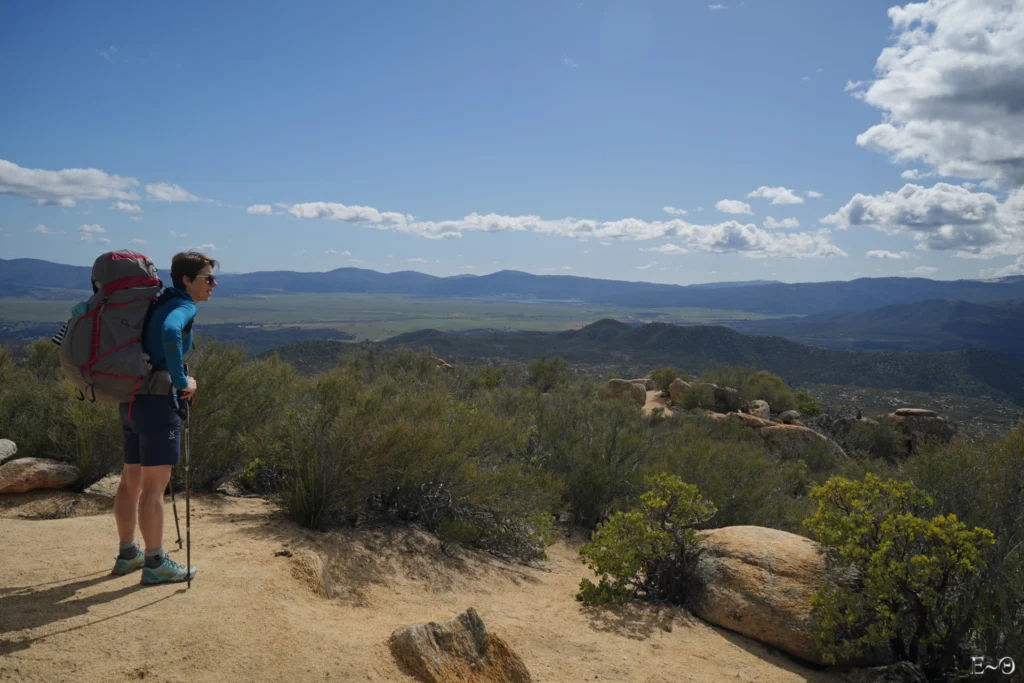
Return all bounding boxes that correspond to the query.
[84,473,121,498]
[0,458,79,494]
[389,607,532,683]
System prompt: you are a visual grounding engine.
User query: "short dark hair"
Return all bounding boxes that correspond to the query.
[171,251,219,289]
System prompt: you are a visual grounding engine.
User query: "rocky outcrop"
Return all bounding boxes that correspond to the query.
[748,400,770,419]
[0,439,17,466]
[693,526,831,665]
[669,378,690,405]
[389,607,532,683]
[728,412,774,429]
[778,410,802,425]
[432,355,454,373]
[884,409,957,456]
[629,378,658,391]
[629,383,647,405]
[759,424,847,458]
[84,473,121,498]
[604,379,648,405]
[0,458,80,494]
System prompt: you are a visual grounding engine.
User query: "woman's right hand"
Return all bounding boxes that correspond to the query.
[181,376,198,400]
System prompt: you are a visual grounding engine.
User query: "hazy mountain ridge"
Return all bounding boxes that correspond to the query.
[7,258,1024,315]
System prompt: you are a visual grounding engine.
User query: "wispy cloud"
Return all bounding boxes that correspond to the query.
[715,199,753,215]
[866,250,912,260]
[806,190,823,198]
[247,204,276,215]
[170,231,188,238]
[637,262,658,270]
[663,206,688,216]
[563,56,578,69]
[325,248,337,255]
[110,201,142,214]
[32,224,51,234]
[900,169,935,180]
[96,45,117,62]
[194,243,216,251]
[904,265,937,276]
[708,3,727,9]
[407,257,427,263]
[130,238,147,245]
[79,224,110,244]
[844,80,867,92]
[146,182,199,202]
[130,215,143,222]
[747,186,805,205]
[763,216,800,229]
[641,244,688,255]
[460,265,475,270]
[278,200,844,258]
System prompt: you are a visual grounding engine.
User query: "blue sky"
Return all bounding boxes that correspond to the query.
[2,0,1023,284]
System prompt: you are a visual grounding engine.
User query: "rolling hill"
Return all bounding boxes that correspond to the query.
[728,299,1024,356]
[8,257,1024,315]
[260,319,1024,406]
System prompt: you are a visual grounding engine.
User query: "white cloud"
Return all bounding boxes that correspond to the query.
[901,169,935,180]
[130,238,146,245]
[146,182,199,202]
[460,265,475,270]
[763,216,800,230]
[845,80,866,92]
[110,201,142,214]
[806,190,823,198]
[343,250,352,256]
[325,249,337,255]
[280,200,845,258]
[641,244,688,255]
[600,241,611,246]
[130,215,143,222]
[32,224,50,234]
[96,45,117,62]
[247,204,275,215]
[79,224,110,244]
[801,76,811,82]
[866,249,912,260]
[663,206,688,216]
[407,257,427,263]
[853,0,1024,186]
[0,158,141,207]
[747,186,805,205]
[563,56,578,69]
[562,266,573,271]
[904,265,938,276]
[708,3,727,9]
[822,182,1024,257]
[169,231,187,238]
[349,258,362,263]
[194,243,216,251]
[981,256,1024,278]
[637,262,658,270]
[715,199,753,215]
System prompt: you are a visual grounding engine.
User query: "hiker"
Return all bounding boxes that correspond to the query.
[111,251,218,584]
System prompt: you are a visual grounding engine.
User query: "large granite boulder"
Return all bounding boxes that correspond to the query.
[0,439,17,466]
[0,458,80,494]
[389,607,531,683]
[759,424,847,458]
[748,400,770,419]
[884,409,957,456]
[693,526,830,665]
[669,378,691,405]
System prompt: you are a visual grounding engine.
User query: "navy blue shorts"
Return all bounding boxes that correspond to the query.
[120,395,181,467]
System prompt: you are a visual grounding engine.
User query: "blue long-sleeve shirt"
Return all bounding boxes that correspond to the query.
[143,287,197,391]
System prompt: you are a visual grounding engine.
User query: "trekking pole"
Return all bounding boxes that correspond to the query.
[169,478,184,550]
[183,397,192,590]
[167,389,184,550]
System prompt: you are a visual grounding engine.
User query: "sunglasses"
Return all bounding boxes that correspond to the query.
[193,274,217,285]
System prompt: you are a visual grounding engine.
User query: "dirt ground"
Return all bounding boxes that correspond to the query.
[0,490,842,683]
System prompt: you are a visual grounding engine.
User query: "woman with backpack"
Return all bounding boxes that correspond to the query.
[108,251,218,585]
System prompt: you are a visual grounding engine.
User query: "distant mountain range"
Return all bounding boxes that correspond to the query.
[6,257,1024,316]
[262,319,1024,405]
[727,299,1024,357]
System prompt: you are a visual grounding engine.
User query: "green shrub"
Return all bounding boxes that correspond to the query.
[649,367,677,394]
[905,428,1024,671]
[576,473,716,605]
[527,355,567,393]
[680,383,716,411]
[845,420,906,461]
[794,390,821,417]
[698,365,797,412]
[804,473,994,677]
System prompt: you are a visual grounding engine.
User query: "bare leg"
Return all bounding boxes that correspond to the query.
[113,463,143,543]
[139,465,173,552]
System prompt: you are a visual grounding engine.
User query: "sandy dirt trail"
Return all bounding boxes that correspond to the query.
[0,491,839,683]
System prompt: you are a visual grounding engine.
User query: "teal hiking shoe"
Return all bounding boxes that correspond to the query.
[111,550,145,576]
[140,557,197,585]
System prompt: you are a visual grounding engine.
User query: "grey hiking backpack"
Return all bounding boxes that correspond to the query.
[58,250,176,410]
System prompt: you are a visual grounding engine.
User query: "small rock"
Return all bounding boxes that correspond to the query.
[748,400,770,419]
[389,607,532,683]
[85,473,121,498]
[0,458,79,494]
[778,410,802,424]
[0,439,17,466]
[669,377,691,405]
